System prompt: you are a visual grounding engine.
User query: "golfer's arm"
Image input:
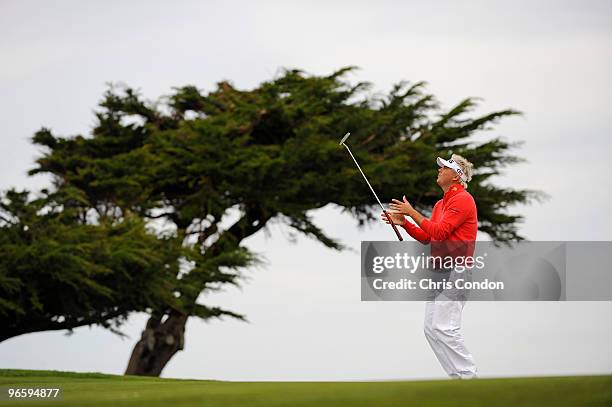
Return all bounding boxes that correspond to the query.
[401,217,430,244]
[407,208,426,226]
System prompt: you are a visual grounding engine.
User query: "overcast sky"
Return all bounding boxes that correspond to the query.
[1,0,611,380]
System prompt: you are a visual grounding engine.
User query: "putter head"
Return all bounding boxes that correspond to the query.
[339,132,351,146]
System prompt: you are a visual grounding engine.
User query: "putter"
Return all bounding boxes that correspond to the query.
[339,132,403,241]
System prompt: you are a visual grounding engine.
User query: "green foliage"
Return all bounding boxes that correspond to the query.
[4,67,538,340]
[0,189,181,339]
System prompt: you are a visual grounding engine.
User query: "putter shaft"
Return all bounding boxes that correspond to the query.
[340,134,403,241]
[342,143,385,212]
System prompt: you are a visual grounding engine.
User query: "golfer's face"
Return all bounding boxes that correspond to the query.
[437,166,455,185]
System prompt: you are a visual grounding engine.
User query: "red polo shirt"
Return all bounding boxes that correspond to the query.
[402,183,477,247]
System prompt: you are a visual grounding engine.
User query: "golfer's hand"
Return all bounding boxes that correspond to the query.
[389,196,415,216]
[381,211,405,225]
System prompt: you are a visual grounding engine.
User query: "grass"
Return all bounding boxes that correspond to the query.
[0,370,610,407]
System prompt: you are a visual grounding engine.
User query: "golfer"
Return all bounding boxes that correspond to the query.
[381,154,478,379]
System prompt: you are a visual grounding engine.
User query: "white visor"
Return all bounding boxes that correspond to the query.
[437,157,467,182]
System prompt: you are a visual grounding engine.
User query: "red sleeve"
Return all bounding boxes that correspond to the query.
[402,218,431,244]
[420,195,471,241]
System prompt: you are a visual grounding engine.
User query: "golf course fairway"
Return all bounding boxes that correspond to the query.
[0,370,610,406]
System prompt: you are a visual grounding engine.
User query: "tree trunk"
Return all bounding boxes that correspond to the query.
[124,311,187,376]
[124,212,271,376]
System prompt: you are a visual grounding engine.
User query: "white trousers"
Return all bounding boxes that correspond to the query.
[424,295,478,378]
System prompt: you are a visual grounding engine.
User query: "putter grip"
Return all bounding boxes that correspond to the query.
[383,210,403,241]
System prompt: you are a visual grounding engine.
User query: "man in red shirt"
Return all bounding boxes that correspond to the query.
[382,154,478,379]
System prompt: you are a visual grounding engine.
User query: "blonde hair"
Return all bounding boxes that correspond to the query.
[451,154,474,188]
